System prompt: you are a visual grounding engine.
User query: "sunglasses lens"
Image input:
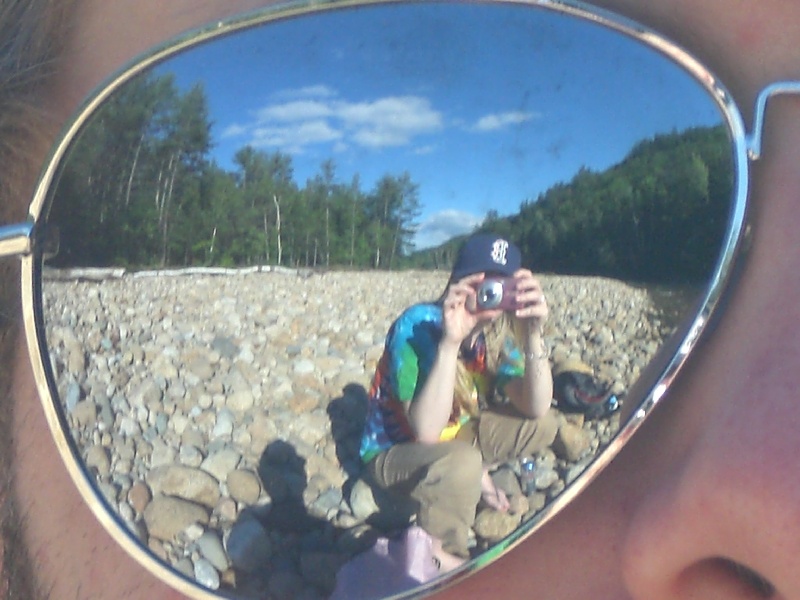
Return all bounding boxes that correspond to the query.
[34,2,737,597]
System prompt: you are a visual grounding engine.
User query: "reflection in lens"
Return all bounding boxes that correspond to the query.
[37,2,733,597]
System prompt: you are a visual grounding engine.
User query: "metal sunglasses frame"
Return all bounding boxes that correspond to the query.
[1,0,799,598]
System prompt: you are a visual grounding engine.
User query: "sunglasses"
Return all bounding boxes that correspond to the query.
[2,0,799,598]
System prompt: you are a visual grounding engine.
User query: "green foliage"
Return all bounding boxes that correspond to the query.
[411,126,733,285]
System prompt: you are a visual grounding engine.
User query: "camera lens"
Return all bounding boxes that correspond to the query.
[477,280,503,309]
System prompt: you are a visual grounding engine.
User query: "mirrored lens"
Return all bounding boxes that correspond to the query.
[36,2,734,597]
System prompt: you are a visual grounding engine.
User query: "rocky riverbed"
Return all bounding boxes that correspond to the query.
[41,268,672,599]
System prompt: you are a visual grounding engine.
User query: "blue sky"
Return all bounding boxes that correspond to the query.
[160,3,724,249]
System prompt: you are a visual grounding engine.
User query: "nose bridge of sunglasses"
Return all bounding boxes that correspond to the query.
[747,81,800,160]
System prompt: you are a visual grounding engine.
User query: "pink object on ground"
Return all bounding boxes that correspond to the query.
[329,526,440,599]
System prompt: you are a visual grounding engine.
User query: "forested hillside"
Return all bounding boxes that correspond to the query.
[413,127,732,284]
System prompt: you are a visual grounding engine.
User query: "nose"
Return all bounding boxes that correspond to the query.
[621,351,800,599]
[620,105,800,599]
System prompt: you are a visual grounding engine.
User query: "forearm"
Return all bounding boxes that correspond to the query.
[507,328,553,418]
[407,340,461,443]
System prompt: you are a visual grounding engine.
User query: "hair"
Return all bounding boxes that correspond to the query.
[435,281,526,419]
[0,2,78,598]
[452,312,524,417]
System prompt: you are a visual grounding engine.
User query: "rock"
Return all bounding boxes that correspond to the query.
[182,349,215,380]
[534,466,559,491]
[524,493,547,518]
[226,390,255,412]
[146,465,221,508]
[179,444,204,468]
[473,508,521,543]
[71,401,96,428]
[490,465,522,497]
[197,530,229,571]
[143,495,209,541]
[201,448,241,482]
[193,557,220,590]
[149,440,177,468]
[293,359,315,375]
[508,494,529,516]
[347,479,378,521]
[553,422,591,462]
[64,381,81,411]
[226,469,262,505]
[211,408,235,439]
[85,444,111,476]
[127,481,152,514]
[226,517,272,573]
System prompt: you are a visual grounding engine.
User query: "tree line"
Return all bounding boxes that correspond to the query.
[51,72,421,270]
[51,70,732,285]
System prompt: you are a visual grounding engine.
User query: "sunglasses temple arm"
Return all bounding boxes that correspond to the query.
[747,81,800,160]
[0,222,33,258]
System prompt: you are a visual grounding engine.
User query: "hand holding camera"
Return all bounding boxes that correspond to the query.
[471,271,547,322]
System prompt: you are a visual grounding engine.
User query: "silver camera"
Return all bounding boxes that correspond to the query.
[474,277,519,311]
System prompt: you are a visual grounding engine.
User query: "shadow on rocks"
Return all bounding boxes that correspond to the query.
[228,440,346,598]
[326,383,368,499]
[257,440,329,534]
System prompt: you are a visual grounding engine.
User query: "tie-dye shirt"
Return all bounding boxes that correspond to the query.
[359,303,525,463]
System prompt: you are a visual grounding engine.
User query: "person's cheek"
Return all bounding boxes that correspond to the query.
[48,0,285,140]
[620,98,800,600]
[11,343,189,599]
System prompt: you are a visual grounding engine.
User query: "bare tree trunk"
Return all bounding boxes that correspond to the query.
[124,135,144,208]
[349,198,356,266]
[325,202,330,267]
[263,211,270,263]
[154,166,165,212]
[273,194,282,265]
[159,154,178,267]
[209,226,217,258]
[389,221,401,270]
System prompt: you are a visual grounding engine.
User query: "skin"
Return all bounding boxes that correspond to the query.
[4,0,800,598]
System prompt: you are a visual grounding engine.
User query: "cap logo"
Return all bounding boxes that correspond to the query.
[491,239,509,266]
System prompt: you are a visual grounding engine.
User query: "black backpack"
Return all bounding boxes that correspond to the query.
[553,370,620,419]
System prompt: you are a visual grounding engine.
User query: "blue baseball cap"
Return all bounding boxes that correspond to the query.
[450,233,521,281]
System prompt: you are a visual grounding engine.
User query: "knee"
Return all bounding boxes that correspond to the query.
[540,410,559,445]
[430,442,483,489]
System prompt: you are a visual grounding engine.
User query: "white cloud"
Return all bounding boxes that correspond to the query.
[220,123,247,138]
[414,209,483,249]
[249,120,342,153]
[224,88,443,153]
[255,100,333,122]
[472,110,537,132]
[285,85,337,99]
[343,96,443,148]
